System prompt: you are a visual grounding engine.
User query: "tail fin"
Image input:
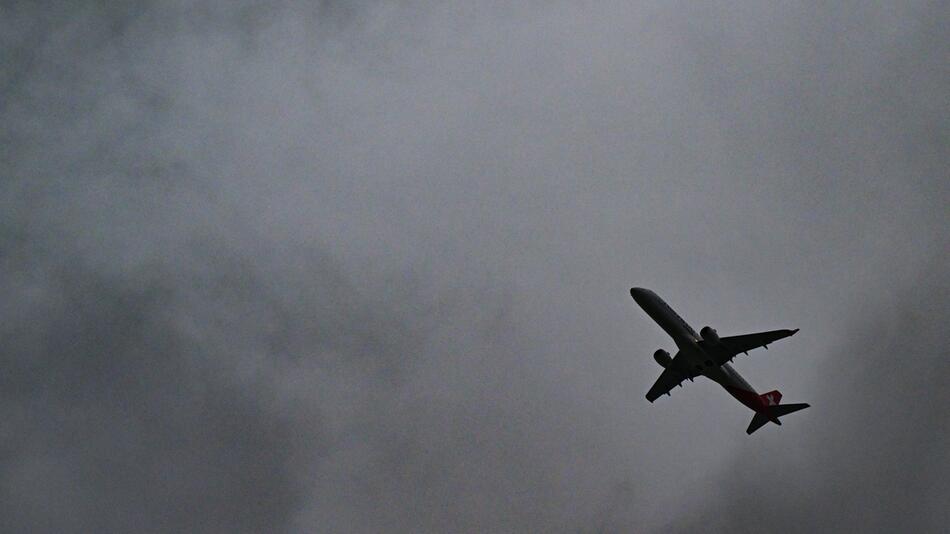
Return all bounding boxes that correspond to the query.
[760,390,782,406]
[746,402,810,435]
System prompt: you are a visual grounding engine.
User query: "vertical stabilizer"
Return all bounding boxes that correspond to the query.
[760,390,782,406]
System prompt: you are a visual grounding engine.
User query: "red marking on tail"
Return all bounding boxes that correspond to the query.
[760,390,782,407]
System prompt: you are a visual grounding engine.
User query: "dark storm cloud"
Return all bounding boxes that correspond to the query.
[1,1,947,532]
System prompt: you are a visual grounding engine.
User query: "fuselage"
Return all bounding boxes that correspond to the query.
[630,287,768,413]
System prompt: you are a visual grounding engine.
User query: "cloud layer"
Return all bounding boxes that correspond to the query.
[1,1,947,532]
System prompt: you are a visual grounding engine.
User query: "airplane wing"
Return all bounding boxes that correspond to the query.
[702,328,799,365]
[645,354,701,402]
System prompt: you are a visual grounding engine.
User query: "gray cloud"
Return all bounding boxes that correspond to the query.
[1,1,947,532]
[666,260,949,533]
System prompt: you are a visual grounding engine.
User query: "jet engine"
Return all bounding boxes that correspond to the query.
[700,326,719,342]
[653,349,672,368]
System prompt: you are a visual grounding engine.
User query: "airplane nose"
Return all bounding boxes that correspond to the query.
[630,287,657,306]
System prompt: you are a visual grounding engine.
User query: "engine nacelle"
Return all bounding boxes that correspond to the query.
[700,326,719,342]
[653,349,672,368]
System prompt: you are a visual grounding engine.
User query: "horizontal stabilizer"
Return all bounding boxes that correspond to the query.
[768,403,810,418]
[746,412,771,434]
[746,403,810,434]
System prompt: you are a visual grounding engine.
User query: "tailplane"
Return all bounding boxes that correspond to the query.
[768,403,810,418]
[746,401,810,435]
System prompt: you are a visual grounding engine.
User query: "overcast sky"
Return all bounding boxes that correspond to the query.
[1,1,947,532]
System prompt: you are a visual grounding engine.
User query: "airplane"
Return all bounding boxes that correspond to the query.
[630,287,809,434]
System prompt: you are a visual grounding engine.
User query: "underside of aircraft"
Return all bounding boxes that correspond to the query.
[631,287,809,434]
